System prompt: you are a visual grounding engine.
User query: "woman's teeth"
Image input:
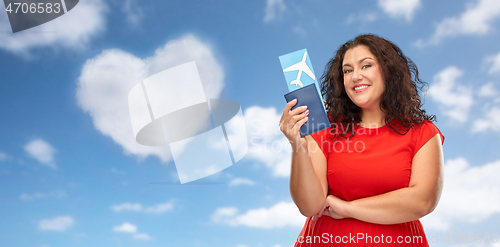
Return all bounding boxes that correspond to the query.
[354,85,369,90]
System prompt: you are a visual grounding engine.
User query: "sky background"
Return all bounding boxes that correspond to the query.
[1,0,500,246]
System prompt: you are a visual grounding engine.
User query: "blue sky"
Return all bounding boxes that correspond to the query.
[1,0,500,246]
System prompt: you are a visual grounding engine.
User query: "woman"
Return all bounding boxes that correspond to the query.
[279,34,444,246]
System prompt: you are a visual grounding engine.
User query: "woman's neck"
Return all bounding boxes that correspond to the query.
[360,107,386,128]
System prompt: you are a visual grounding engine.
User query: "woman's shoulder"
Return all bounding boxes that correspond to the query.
[407,119,445,146]
[388,118,444,144]
[389,118,439,131]
[411,120,441,134]
[385,118,445,158]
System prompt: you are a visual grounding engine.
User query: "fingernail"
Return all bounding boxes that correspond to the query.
[305,110,309,114]
[305,117,308,120]
[302,106,307,109]
[292,99,297,102]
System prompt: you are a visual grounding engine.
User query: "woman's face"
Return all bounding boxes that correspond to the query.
[342,45,385,111]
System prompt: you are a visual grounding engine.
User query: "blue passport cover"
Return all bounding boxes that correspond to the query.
[284,84,331,137]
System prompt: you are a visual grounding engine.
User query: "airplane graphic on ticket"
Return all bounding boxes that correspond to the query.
[282,51,316,88]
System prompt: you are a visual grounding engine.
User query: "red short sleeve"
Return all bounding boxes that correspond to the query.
[309,128,331,159]
[412,121,444,157]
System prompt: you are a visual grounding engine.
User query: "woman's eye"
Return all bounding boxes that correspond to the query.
[362,64,372,69]
[343,70,352,74]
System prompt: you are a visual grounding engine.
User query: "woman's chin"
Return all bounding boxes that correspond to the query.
[352,99,370,108]
[353,100,378,110]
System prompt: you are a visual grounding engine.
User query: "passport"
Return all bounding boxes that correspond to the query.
[284,84,331,137]
[280,49,331,137]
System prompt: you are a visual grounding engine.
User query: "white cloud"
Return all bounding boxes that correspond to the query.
[221,107,249,165]
[472,106,500,132]
[111,201,174,214]
[377,0,420,21]
[421,157,500,230]
[111,168,126,175]
[346,12,378,24]
[485,52,500,75]
[113,222,152,240]
[212,202,305,228]
[428,66,473,123]
[211,207,238,219]
[24,139,57,169]
[112,222,137,233]
[229,178,255,187]
[38,216,74,231]
[473,81,500,132]
[20,190,66,201]
[0,0,107,57]
[121,0,143,26]
[76,34,224,163]
[20,192,46,200]
[478,82,498,97]
[243,106,292,177]
[19,192,47,201]
[0,152,7,161]
[133,233,152,240]
[416,0,500,46]
[263,0,286,23]
[292,26,306,37]
[144,202,174,214]
[111,203,142,212]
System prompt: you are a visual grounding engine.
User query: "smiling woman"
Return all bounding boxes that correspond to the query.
[323,34,436,136]
[279,34,445,246]
[342,45,386,114]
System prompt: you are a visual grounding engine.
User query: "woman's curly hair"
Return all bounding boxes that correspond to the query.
[320,34,435,138]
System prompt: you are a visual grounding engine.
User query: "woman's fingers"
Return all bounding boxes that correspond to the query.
[280,100,298,124]
[317,207,325,218]
[286,111,309,129]
[313,207,333,221]
[290,105,308,116]
[279,102,292,129]
[312,209,323,221]
[312,199,331,221]
[328,207,345,220]
[292,113,309,132]
[312,204,324,221]
[324,195,347,220]
[279,102,308,136]
[279,99,310,148]
[280,99,307,120]
[282,98,297,113]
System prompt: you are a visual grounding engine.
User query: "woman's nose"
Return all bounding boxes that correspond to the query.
[352,69,362,82]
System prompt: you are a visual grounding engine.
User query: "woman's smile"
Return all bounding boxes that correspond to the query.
[342,45,385,110]
[353,83,371,93]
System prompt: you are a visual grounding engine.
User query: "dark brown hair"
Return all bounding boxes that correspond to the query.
[320,34,435,138]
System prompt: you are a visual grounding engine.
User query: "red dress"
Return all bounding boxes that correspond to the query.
[294,120,444,246]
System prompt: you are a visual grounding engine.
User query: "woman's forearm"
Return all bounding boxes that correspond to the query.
[289,139,327,217]
[341,185,440,224]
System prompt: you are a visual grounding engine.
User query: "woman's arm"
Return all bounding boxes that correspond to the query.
[325,133,444,224]
[289,135,328,217]
[279,100,328,217]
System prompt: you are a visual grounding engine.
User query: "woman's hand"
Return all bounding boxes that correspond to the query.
[279,99,309,149]
[312,195,350,220]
